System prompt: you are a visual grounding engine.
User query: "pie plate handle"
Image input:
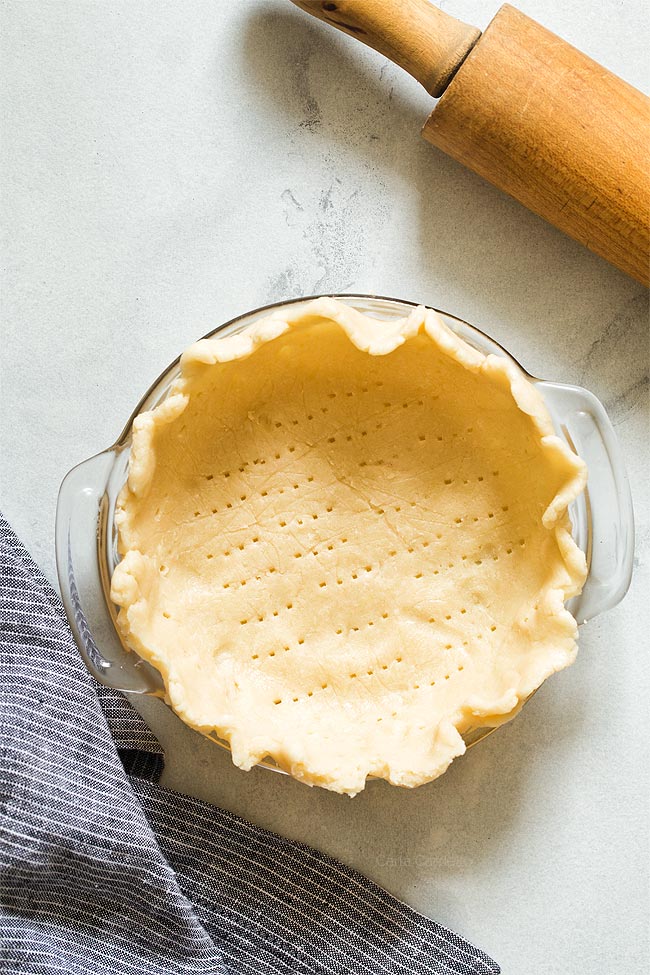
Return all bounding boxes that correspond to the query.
[55,449,165,695]
[535,381,634,624]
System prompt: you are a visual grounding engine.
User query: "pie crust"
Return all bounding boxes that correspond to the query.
[111,298,587,795]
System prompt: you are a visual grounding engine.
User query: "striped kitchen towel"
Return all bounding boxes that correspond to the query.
[0,513,499,975]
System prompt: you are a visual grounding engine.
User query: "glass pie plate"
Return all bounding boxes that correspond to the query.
[55,294,635,770]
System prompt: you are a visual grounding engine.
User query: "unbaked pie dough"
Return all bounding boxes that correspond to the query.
[111,298,587,795]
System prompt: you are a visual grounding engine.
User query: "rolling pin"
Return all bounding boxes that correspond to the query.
[290,0,650,285]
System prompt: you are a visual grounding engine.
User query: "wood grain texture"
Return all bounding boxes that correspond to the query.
[423,4,650,285]
[289,0,480,97]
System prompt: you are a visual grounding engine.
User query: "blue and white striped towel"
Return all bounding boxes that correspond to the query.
[0,513,499,975]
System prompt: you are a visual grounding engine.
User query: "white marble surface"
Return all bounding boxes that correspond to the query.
[1,1,648,972]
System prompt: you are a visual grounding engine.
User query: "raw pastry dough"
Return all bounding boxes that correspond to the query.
[111,298,587,795]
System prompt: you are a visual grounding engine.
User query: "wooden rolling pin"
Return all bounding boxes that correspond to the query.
[290,0,650,285]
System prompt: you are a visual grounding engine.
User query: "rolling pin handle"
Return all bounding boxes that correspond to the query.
[289,0,482,97]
